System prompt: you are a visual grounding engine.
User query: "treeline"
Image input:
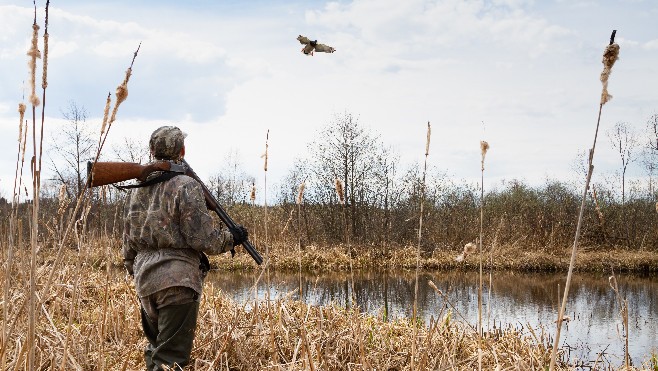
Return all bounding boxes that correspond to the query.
[2,174,657,254]
[2,111,657,253]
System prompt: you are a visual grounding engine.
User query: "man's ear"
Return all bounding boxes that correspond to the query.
[180,145,186,159]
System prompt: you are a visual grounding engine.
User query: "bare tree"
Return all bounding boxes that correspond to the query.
[113,137,150,164]
[309,112,390,241]
[48,101,96,198]
[642,114,658,195]
[607,121,638,205]
[208,149,255,206]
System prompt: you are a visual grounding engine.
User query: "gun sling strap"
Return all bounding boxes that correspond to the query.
[114,163,187,191]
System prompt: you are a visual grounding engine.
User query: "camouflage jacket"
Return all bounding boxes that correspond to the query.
[122,164,234,297]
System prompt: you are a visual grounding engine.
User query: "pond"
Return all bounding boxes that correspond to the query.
[207,269,657,367]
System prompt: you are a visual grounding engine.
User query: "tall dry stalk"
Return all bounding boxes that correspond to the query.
[609,273,630,369]
[411,121,430,369]
[477,140,489,371]
[549,30,620,370]
[334,177,354,306]
[296,181,306,298]
[262,129,277,364]
[26,4,46,367]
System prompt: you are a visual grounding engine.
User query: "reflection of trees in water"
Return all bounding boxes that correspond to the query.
[207,270,657,363]
[208,270,656,323]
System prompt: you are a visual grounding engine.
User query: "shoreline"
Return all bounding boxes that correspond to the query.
[212,243,658,274]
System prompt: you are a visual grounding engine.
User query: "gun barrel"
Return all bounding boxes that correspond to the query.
[182,160,264,265]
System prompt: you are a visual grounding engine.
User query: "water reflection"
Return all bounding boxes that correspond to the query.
[207,270,658,365]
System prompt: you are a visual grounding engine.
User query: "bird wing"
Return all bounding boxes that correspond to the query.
[313,43,335,53]
[297,35,311,45]
[301,44,315,55]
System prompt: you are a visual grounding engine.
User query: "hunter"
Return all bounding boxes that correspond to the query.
[122,126,248,370]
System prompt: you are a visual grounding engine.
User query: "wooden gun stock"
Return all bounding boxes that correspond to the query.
[86,160,264,265]
[87,161,172,187]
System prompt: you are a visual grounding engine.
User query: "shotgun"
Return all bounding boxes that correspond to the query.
[87,160,263,265]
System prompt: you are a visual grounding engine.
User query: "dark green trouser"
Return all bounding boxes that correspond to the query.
[141,300,200,371]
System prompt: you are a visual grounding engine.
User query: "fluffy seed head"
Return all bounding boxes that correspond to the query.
[480,140,490,170]
[27,23,41,107]
[456,242,477,262]
[42,32,49,89]
[600,43,620,105]
[334,178,345,204]
[18,103,26,142]
[58,184,67,203]
[296,181,306,205]
[425,122,431,156]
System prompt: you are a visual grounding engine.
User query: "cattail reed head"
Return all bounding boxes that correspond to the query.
[262,130,269,172]
[58,184,66,202]
[100,93,111,135]
[116,80,128,105]
[296,181,306,205]
[250,183,256,202]
[425,122,431,156]
[455,242,477,262]
[600,42,620,105]
[42,32,49,89]
[27,23,41,107]
[480,140,490,170]
[57,184,70,216]
[18,103,26,142]
[334,178,345,204]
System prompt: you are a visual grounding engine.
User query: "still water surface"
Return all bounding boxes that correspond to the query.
[207,270,657,366]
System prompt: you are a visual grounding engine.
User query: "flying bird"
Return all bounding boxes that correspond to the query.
[297,35,336,56]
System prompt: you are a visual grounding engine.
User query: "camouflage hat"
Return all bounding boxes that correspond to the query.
[149,126,186,160]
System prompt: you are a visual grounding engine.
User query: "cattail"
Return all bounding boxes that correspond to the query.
[41,32,48,90]
[27,23,41,107]
[250,183,256,202]
[108,43,139,127]
[100,93,111,136]
[296,181,305,205]
[57,184,69,216]
[18,103,26,142]
[262,130,269,172]
[425,121,431,156]
[334,178,345,204]
[480,140,490,170]
[57,184,67,203]
[600,42,620,105]
[455,242,477,262]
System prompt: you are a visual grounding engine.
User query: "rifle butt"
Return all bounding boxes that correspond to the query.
[87,161,147,188]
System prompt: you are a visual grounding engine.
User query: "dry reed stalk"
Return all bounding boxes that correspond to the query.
[549,30,620,371]
[478,140,489,371]
[609,273,630,369]
[4,43,140,369]
[487,217,504,331]
[3,103,27,371]
[26,4,45,367]
[261,129,277,365]
[412,121,431,369]
[296,181,305,298]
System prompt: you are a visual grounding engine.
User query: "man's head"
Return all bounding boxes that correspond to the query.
[149,126,186,160]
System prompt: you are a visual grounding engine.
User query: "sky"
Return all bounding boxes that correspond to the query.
[1,0,657,203]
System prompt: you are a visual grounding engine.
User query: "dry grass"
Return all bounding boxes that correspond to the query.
[2,239,657,370]
[0,244,572,370]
